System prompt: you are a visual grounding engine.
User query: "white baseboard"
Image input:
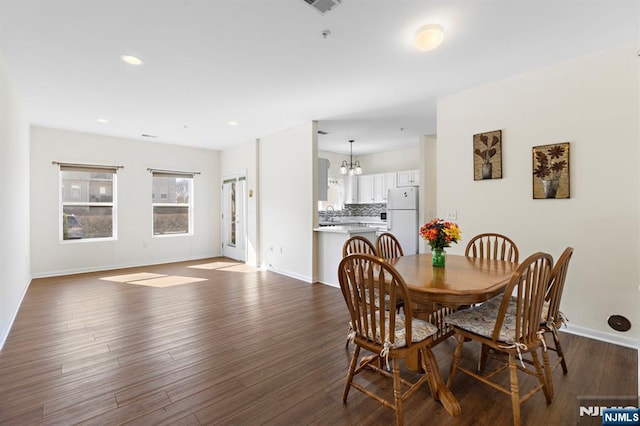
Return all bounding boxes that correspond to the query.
[261,264,313,283]
[31,253,219,279]
[316,280,339,289]
[0,278,31,352]
[563,323,639,350]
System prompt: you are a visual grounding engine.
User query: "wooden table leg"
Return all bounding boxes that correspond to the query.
[404,347,421,372]
[406,302,462,416]
[421,348,462,416]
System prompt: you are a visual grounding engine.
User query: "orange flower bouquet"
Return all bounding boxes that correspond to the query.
[420,219,461,266]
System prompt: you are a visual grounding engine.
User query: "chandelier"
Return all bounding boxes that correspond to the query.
[340,140,362,176]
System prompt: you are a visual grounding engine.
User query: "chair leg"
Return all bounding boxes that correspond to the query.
[392,358,403,426]
[478,343,489,372]
[508,354,521,426]
[541,343,555,399]
[343,345,360,402]
[447,333,465,389]
[531,349,553,404]
[553,331,568,374]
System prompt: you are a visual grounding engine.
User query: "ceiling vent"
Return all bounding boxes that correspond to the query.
[303,0,341,14]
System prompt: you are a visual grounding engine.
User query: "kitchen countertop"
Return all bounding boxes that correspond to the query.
[318,221,360,227]
[313,225,378,234]
[317,216,387,227]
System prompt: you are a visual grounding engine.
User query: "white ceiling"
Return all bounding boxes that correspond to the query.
[0,0,637,156]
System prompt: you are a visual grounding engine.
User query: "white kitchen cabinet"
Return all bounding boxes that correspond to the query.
[397,169,419,187]
[357,174,374,203]
[343,175,358,204]
[375,172,396,202]
[346,170,417,204]
[373,174,385,203]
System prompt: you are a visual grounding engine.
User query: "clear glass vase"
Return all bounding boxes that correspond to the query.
[432,248,446,267]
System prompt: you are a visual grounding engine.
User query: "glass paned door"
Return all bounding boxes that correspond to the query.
[222,175,246,261]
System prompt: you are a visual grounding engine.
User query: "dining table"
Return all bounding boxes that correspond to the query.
[385,252,519,417]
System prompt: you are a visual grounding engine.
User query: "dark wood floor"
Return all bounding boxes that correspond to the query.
[0,258,636,425]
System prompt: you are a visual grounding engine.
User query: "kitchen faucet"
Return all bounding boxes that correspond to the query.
[325,205,335,222]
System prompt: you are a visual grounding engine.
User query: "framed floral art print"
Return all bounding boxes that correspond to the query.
[532,142,570,199]
[473,130,502,180]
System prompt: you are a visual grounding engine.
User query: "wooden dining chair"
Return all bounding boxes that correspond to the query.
[477,247,575,386]
[539,247,574,396]
[376,232,404,259]
[342,235,377,257]
[465,233,519,263]
[465,233,519,369]
[342,236,403,348]
[445,252,554,426]
[338,253,443,425]
[342,236,379,348]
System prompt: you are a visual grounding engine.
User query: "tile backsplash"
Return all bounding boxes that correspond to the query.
[345,203,386,216]
[319,203,386,219]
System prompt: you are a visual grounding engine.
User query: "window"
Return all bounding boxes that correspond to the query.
[151,171,194,236]
[60,164,118,241]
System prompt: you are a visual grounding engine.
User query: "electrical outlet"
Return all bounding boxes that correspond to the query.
[445,210,457,220]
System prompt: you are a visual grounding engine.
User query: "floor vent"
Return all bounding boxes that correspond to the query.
[302,0,342,14]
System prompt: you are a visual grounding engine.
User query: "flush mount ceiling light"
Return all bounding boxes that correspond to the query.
[120,54,143,65]
[414,24,444,51]
[97,118,109,124]
[228,121,239,126]
[340,140,362,176]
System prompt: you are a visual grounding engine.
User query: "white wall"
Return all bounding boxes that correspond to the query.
[317,150,349,178]
[220,140,259,266]
[418,135,437,253]
[437,43,639,346]
[359,146,419,174]
[0,52,31,349]
[259,122,316,282]
[319,146,419,177]
[30,127,221,277]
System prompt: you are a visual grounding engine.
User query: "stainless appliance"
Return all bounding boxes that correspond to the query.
[386,187,419,254]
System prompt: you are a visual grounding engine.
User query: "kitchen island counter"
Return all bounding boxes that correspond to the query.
[314,226,376,287]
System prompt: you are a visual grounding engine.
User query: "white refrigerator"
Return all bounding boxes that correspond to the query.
[386,187,419,255]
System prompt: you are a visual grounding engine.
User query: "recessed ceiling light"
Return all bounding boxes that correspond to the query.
[228,121,239,126]
[97,118,109,124]
[414,24,444,51]
[120,54,143,66]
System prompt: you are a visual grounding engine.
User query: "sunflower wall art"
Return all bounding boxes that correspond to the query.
[532,142,570,199]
